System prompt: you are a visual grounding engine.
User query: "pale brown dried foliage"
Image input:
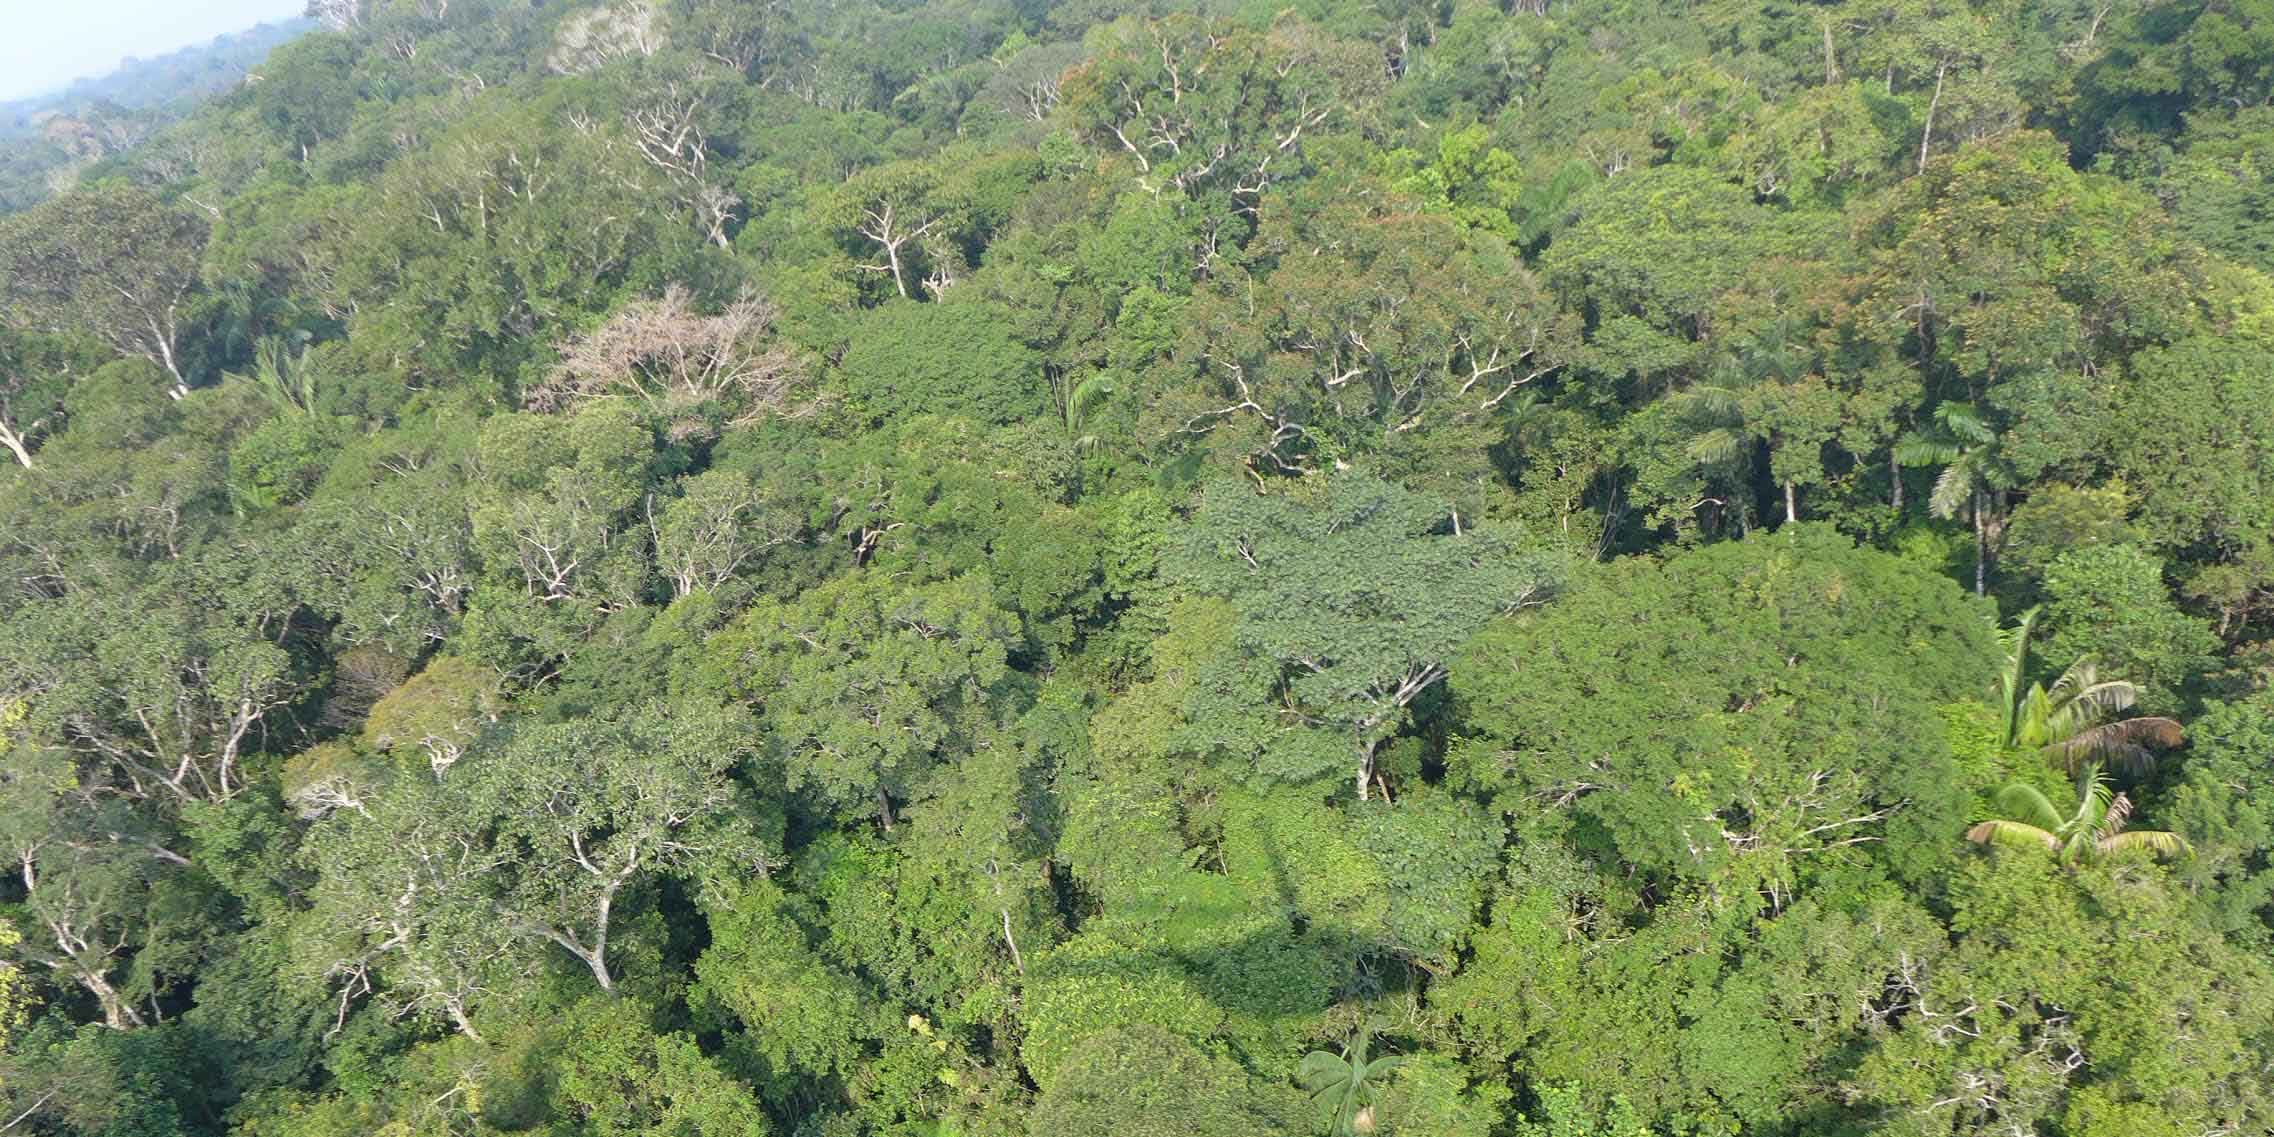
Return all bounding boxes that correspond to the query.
[530,286,805,421]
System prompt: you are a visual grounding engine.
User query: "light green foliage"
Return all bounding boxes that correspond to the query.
[1715,81,1890,206]
[1543,165,1826,374]
[1451,526,1996,891]
[693,881,877,1078]
[1385,125,1524,239]
[473,701,763,989]
[2109,279,2274,574]
[464,402,656,673]
[357,655,499,777]
[1434,882,1701,1123]
[0,922,22,1061]
[6,0,2274,1134]
[2001,482,2140,584]
[2160,691,2274,934]
[1848,857,2274,1136]
[836,301,1045,425]
[1509,1084,1650,1137]
[1019,934,1225,1094]
[297,769,528,1038]
[550,997,771,1137]
[0,549,311,806]
[0,185,207,384]
[1085,595,1342,788]
[325,100,709,382]
[1369,1052,1504,1137]
[1346,791,1501,967]
[2041,545,2222,709]
[1062,14,1384,217]
[1024,1025,1300,1137]
[1155,192,1576,478]
[1174,470,1559,798]
[702,571,1025,826]
[287,415,482,652]
[1860,132,2197,489]
[811,417,1107,656]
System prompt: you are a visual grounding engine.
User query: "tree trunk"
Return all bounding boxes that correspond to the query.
[1972,491,1987,598]
[148,315,185,390]
[585,890,615,992]
[550,934,613,992]
[1889,450,1903,511]
[877,787,896,831]
[0,418,31,469]
[1355,740,1376,802]
[444,998,483,1042]
[543,915,614,993]
[1919,61,1948,174]
[998,907,1025,976]
[1784,481,1798,525]
[80,969,144,1030]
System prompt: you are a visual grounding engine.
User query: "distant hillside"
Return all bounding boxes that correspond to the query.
[0,18,311,212]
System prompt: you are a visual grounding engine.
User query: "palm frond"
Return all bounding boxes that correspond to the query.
[2039,676,2128,747]
[1928,460,1973,520]
[1297,1050,1348,1093]
[1967,819,2059,851]
[1358,1054,1409,1081]
[2103,790,2134,834]
[1676,385,1741,420]
[1067,373,1116,427]
[2013,685,2055,749]
[227,334,320,416]
[1935,401,1995,444]
[1990,782,2065,831]
[2098,829,2190,859]
[1994,606,2042,739]
[2071,768,2121,844]
[1893,433,1961,467]
[1685,427,1745,466]
[2050,669,2137,719]
[2043,717,2182,775]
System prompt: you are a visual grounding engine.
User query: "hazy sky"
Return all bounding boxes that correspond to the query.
[0,0,307,101]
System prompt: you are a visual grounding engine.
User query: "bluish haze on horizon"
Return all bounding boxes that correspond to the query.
[0,0,305,101]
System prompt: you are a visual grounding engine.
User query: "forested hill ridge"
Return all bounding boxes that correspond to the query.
[0,20,313,214]
[4,0,2274,1133]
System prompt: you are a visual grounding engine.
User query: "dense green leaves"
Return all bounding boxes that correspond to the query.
[6,0,2274,1134]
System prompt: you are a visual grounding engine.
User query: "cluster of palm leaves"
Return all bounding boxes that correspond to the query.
[224,333,322,416]
[1895,401,2000,524]
[1967,607,2189,865]
[1967,770,2189,863]
[1298,1019,1406,1136]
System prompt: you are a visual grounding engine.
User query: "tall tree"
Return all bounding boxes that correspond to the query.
[1895,401,2004,596]
[0,186,208,388]
[475,702,762,991]
[700,572,1025,828]
[1173,470,1558,801]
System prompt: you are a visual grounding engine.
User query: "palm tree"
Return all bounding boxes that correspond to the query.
[1297,1019,1407,1136]
[1895,400,2001,595]
[1670,316,1822,531]
[1050,369,1116,455]
[1967,765,2189,865]
[225,334,321,416]
[1995,607,2182,776]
